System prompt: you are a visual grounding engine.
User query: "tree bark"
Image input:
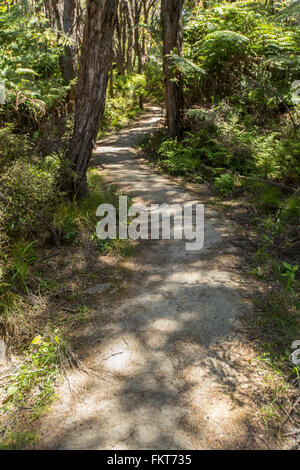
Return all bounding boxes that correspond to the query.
[124,0,134,72]
[51,0,63,31]
[115,3,125,74]
[63,0,118,197]
[161,0,185,139]
[62,0,78,83]
[134,0,143,109]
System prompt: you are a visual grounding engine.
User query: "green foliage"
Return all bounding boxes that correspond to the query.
[274,0,300,22]
[101,73,146,132]
[157,105,256,177]
[0,161,61,241]
[3,332,63,411]
[246,204,300,391]
[10,241,37,293]
[113,72,147,99]
[54,170,132,255]
[184,1,300,103]
[214,173,235,194]
[285,195,300,219]
[254,288,300,381]
[195,30,250,69]
[0,124,31,170]
[157,138,202,176]
[102,96,138,131]
[259,185,281,208]
[169,54,204,76]
[281,262,299,293]
[0,430,38,450]
[143,55,164,102]
[156,97,300,186]
[0,5,69,126]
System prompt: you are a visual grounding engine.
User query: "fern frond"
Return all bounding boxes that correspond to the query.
[274,0,300,21]
[196,30,250,55]
[166,53,205,77]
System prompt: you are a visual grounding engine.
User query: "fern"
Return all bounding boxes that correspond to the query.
[166,53,205,78]
[274,0,300,21]
[195,30,250,62]
[0,5,70,124]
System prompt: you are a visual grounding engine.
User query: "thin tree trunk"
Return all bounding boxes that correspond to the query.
[62,0,78,83]
[134,0,143,109]
[62,0,118,197]
[44,0,55,27]
[115,6,125,74]
[142,0,155,62]
[124,0,134,72]
[109,45,116,98]
[161,0,185,138]
[121,5,127,72]
[51,0,63,30]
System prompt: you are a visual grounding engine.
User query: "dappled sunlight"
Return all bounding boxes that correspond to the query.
[95,335,147,376]
[36,109,265,451]
[150,318,182,333]
[1,0,298,451]
[37,267,256,449]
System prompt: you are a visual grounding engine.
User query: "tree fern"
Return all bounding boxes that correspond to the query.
[166,53,205,78]
[274,0,300,21]
[194,30,250,72]
[195,30,250,58]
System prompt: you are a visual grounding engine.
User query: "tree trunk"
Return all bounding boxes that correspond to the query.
[134,0,143,109]
[44,0,55,27]
[125,0,134,72]
[115,5,125,74]
[62,0,78,84]
[161,0,185,139]
[62,0,118,198]
[51,0,63,30]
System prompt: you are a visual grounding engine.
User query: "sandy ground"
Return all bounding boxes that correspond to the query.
[36,108,272,450]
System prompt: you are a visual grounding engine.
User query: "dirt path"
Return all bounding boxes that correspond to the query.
[37,108,269,450]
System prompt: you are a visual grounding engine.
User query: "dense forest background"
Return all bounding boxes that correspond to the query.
[0,0,299,449]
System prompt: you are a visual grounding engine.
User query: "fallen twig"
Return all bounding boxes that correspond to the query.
[283,429,300,437]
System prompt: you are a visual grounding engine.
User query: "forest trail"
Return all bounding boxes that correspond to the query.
[36,107,268,450]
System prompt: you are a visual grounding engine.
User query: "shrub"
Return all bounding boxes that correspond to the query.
[0,124,31,171]
[214,173,236,194]
[184,2,300,103]
[144,56,164,102]
[0,6,69,128]
[101,73,147,131]
[0,161,61,242]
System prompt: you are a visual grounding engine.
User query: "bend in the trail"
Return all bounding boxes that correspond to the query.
[36,107,269,450]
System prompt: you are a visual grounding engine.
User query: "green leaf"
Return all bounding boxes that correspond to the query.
[282,262,292,270]
[31,335,42,346]
[7,385,18,397]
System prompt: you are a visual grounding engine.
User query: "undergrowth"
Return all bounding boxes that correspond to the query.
[0,166,132,448]
[142,108,300,436]
[99,72,148,137]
